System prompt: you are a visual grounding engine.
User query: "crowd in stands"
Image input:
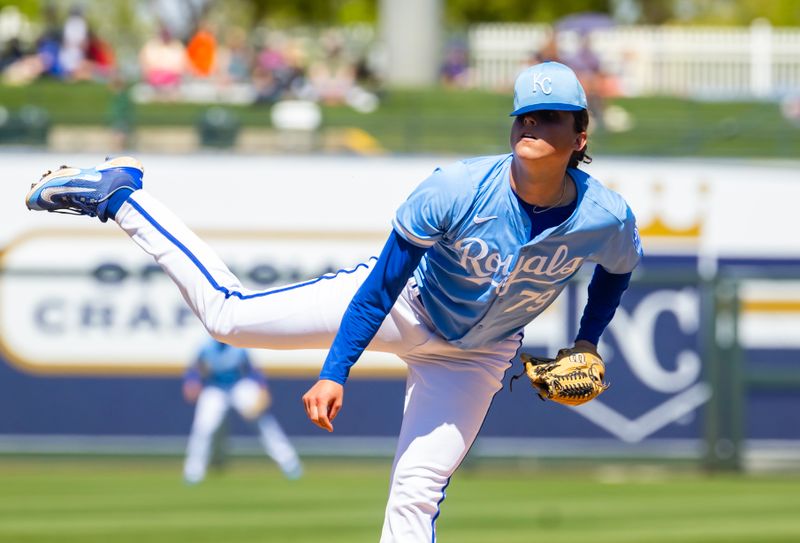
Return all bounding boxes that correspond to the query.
[0,5,114,85]
[0,5,623,129]
[0,5,382,113]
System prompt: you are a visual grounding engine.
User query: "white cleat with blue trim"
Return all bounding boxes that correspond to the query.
[25,156,144,222]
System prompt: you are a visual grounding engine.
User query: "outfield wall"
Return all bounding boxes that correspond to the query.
[1,153,798,466]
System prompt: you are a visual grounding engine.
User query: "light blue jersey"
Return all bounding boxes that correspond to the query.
[392,153,642,348]
[194,339,254,389]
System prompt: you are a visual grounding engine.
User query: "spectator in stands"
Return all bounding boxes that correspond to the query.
[440,40,470,88]
[252,34,310,104]
[38,1,63,78]
[564,35,606,129]
[216,26,253,84]
[354,50,383,101]
[1,32,60,85]
[307,30,355,106]
[35,24,63,79]
[529,29,561,65]
[139,23,185,95]
[58,5,88,80]
[66,26,115,82]
[84,28,115,79]
[186,19,217,79]
[280,39,312,99]
[252,34,288,103]
[0,38,24,72]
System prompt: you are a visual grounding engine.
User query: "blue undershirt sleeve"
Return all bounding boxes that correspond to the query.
[184,359,204,384]
[575,265,632,346]
[319,231,428,385]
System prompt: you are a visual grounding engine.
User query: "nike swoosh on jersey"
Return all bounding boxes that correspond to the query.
[473,215,498,224]
[41,186,94,204]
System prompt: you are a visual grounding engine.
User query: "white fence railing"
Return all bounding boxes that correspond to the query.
[468,21,800,98]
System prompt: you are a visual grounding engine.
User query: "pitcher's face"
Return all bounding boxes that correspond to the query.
[510,111,586,163]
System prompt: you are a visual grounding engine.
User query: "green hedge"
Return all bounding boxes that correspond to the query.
[1,80,798,157]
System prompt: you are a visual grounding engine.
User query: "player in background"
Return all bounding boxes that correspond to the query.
[182,338,303,484]
[25,61,641,542]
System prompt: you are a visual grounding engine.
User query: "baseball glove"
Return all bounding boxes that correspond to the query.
[510,348,609,406]
[231,379,272,420]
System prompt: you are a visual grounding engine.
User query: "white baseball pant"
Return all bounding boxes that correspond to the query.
[116,191,522,542]
[183,385,302,483]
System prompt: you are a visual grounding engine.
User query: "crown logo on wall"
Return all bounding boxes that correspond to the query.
[638,216,702,239]
[607,182,706,240]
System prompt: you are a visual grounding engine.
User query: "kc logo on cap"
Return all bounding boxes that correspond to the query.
[532,73,553,95]
[511,61,588,116]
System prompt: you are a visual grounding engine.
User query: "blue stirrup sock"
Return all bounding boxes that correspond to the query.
[106,187,136,220]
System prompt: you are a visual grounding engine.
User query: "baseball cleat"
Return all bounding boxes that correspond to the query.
[25,156,144,222]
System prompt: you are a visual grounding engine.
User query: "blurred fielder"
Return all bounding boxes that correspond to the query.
[26,61,641,541]
[182,338,303,484]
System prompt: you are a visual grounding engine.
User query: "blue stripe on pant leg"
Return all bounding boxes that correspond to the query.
[430,476,451,542]
[428,333,524,542]
[128,198,375,300]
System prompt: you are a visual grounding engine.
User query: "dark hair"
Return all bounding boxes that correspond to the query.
[569,109,591,169]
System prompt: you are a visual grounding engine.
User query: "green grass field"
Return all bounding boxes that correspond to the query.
[2,80,799,157]
[1,457,799,542]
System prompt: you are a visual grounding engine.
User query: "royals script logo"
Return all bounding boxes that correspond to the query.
[455,238,584,312]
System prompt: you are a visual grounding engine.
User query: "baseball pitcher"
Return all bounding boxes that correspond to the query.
[26,61,641,542]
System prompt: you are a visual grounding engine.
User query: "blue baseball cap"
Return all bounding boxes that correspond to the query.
[510,61,588,116]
